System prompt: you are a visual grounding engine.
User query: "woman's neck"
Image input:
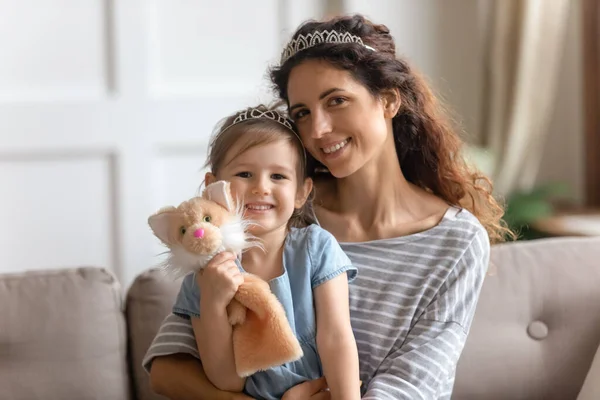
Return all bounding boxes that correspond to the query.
[241,225,287,281]
[324,134,448,238]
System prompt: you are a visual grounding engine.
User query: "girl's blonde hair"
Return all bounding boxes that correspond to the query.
[204,104,316,228]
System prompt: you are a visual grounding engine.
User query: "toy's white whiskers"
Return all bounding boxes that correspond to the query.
[158,246,215,279]
[232,193,265,253]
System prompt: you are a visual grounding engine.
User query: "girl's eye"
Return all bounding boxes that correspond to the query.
[236,172,251,178]
[203,216,211,223]
[271,174,286,180]
[180,227,186,235]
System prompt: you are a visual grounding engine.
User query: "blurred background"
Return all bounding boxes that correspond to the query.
[0,0,597,289]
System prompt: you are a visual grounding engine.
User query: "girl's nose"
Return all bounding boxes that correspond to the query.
[252,178,271,195]
[193,228,204,238]
[252,187,269,195]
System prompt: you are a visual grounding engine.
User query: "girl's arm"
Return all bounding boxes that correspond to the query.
[314,272,361,400]
[192,310,246,392]
[193,253,247,392]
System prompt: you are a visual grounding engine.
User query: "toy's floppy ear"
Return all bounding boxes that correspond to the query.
[203,180,235,212]
[148,207,178,245]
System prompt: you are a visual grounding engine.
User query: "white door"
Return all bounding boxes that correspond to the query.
[0,0,324,289]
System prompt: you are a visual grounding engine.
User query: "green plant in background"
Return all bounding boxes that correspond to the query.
[463,146,573,241]
[503,181,572,240]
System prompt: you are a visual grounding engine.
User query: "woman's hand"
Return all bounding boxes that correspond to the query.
[230,394,255,400]
[282,378,331,400]
[197,251,243,310]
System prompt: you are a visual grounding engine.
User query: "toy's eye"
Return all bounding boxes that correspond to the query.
[180,227,186,235]
[203,216,211,223]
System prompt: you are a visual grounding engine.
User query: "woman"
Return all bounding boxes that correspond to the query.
[144,14,512,400]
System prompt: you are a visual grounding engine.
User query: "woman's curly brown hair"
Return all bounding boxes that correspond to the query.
[271,14,515,244]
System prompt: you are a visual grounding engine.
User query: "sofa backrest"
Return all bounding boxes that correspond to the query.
[3,236,599,400]
[454,237,600,399]
[0,267,132,400]
[126,269,181,400]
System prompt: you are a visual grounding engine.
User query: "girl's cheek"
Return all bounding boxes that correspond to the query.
[228,183,244,198]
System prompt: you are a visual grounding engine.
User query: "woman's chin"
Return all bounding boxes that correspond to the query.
[324,167,352,179]
[320,160,360,179]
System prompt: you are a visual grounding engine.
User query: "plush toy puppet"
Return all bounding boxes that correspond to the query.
[148,180,303,377]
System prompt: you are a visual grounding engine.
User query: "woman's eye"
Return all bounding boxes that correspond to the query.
[180,227,186,235]
[294,109,309,120]
[236,172,251,178]
[329,97,346,106]
[203,216,211,223]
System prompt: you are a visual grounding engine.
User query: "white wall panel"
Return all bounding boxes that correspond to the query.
[0,0,110,102]
[152,144,209,209]
[0,152,116,274]
[146,0,281,98]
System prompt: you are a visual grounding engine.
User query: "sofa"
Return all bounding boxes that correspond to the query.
[1,236,599,400]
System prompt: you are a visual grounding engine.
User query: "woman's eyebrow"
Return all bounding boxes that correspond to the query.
[289,88,345,113]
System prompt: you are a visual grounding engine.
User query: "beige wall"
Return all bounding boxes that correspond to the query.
[536,0,584,203]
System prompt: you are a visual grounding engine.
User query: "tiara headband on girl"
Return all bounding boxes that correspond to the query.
[280,29,376,65]
[220,108,294,134]
[219,107,307,164]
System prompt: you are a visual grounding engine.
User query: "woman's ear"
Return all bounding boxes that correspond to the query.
[382,88,401,118]
[295,177,314,208]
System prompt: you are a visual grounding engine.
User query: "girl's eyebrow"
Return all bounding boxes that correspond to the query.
[234,162,295,175]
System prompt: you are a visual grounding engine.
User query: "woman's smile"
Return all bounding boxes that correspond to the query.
[321,138,351,155]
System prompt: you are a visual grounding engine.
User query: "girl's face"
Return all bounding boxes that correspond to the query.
[286,59,399,178]
[207,137,312,237]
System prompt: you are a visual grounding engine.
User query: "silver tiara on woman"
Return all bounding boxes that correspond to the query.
[221,108,295,134]
[280,29,376,65]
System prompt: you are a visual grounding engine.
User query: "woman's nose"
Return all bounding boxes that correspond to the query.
[310,110,332,139]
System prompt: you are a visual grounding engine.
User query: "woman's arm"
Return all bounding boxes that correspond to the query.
[151,354,251,400]
[314,273,361,400]
[365,320,467,399]
[145,314,253,400]
[282,378,330,400]
[363,230,490,399]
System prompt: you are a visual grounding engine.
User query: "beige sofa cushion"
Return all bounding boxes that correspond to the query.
[577,340,600,400]
[126,268,181,400]
[0,267,131,400]
[454,237,600,400]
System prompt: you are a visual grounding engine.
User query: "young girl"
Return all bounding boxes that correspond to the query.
[170,105,361,400]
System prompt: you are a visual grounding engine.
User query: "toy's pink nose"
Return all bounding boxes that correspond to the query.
[193,228,205,238]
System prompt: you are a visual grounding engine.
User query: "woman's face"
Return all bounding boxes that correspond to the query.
[287,59,394,178]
